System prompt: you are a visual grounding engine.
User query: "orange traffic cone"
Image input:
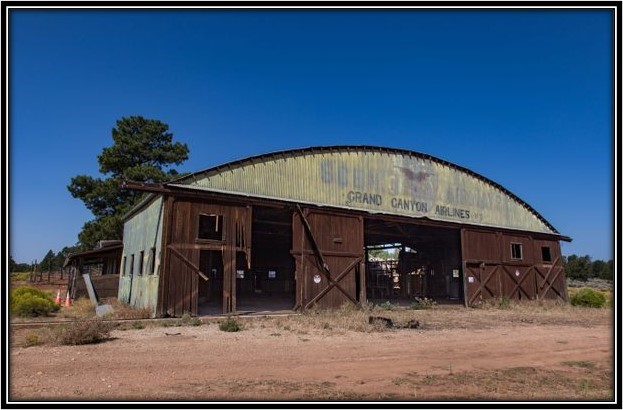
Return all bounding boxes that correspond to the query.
[55,289,62,305]
[64,291,72,307]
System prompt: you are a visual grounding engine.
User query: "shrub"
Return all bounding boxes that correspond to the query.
[10,272,31,282]
[25,333,43,347]
[132,321,145,329]
[570,288,607,308]
[53,319,115,345]
[180,312,192,325]
[409,297,436,310]
[219,316,242,332]
[378,301,394,310]
[499,296,511,309]
[10,286,60,317]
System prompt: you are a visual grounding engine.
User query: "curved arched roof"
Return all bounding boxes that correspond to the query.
[166,145,562,236]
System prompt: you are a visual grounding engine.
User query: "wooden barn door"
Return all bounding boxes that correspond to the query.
[463,262,499,306]
[464,263,537,303]
[535,257,567,300]
[291,206,364,310]
[159,198,251,317]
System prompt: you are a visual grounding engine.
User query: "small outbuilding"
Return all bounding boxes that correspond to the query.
[64,240,123,301]
[118,146,571,317]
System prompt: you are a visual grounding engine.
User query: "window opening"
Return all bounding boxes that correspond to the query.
[511,243,523,260]
[138,250,144,275]
[150,247,157,274]
[198,214,224,241]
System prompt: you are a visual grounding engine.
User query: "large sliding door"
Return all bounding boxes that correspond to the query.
[291,206,365,310]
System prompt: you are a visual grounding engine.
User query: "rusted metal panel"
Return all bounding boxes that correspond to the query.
[172,146,559,235]
[120,195,164,315]
[292,207,363,310]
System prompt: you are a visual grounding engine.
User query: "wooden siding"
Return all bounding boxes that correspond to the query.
[461,228,567,306]
[292,207,364,310]
[159,198,252,316]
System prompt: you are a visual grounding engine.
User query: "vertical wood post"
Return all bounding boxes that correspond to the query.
[157,195,174,317]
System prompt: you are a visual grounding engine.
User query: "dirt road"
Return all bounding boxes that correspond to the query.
[9,310,613,402]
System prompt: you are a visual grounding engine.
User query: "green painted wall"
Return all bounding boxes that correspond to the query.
[119,195,164,316]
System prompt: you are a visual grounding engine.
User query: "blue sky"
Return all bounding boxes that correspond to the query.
[8,7,615,263]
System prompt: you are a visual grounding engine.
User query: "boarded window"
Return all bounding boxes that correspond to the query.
[541,246,552,262]
[150,247,157,274]
[198,214,224,241]
[138,250,144,275]
[511,243,523,260]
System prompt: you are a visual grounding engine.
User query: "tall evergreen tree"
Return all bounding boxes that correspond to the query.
[68,116,189,249]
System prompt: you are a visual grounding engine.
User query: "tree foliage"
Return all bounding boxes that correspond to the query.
[39,250,57,271]
[10,255,32,273]
[564,254,613,281]
[36,246,81,272]
[68,116,189,249]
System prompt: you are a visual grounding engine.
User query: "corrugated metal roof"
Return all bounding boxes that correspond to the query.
[163,145,562,236]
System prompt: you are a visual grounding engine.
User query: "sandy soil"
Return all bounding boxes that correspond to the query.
[8,311,614,403]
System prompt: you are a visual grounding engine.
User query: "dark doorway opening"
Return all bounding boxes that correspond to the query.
[197,250,223,315]
[236,206,295,313]
[364,218,463,306]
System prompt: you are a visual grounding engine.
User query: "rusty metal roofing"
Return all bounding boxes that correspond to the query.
[159,145,563,236]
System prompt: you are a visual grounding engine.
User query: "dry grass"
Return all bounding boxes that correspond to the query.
[49,319,116,345]
[242,298,611,335]
[383,363,613,400]
[100,299,152,320]
[58,297,97,319]
[153,362,612,401]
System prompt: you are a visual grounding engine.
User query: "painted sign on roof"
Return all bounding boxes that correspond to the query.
[171,146,558,235]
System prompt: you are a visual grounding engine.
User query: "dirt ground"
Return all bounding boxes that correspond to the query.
[8,305,614,403]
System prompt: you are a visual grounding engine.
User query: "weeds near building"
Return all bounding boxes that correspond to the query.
[219,317,242,332]
[52,319,115,345]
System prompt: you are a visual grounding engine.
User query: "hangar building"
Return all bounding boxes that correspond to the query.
[118,146,571,317]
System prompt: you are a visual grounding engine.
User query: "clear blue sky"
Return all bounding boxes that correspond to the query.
[8,7,615,263]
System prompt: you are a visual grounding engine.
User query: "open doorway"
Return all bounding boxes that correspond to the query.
[236,206,295,313]
[364,218,463,306]
[197,250,223,315]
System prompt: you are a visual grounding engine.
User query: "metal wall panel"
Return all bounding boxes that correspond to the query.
[119,196,163,315]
